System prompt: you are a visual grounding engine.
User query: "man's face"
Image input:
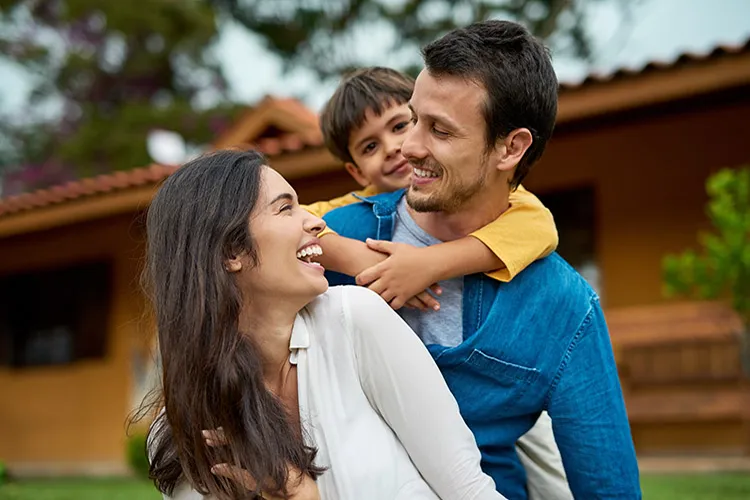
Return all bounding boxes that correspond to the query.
[402,70,496,213]
[346,102,414,193]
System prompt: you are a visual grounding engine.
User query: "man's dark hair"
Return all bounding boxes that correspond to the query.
[320,67,414,164]
[422,20,558,188]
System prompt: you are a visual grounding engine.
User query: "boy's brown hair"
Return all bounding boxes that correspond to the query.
[320,67,414,165]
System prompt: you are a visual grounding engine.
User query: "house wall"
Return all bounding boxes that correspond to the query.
[0,214,148,475]
[525,89,750,309]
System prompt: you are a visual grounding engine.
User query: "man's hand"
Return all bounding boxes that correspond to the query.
[203,428,321,500]
[356,239,443,311]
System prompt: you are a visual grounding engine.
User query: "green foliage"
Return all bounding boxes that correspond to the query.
[126,433,150,480]
[0,461,6,485]
[0,0,234,185]
[663,167,750,326]
[212,0,637,78]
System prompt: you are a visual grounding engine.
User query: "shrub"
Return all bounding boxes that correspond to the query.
[126,433,150,480]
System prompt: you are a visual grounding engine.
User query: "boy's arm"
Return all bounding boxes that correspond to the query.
[302,190,370,238]
[317,233,386,278]
[356,185,558,309]
[470,184,558,282]
[318,234,441,311]
[547,300,642,498]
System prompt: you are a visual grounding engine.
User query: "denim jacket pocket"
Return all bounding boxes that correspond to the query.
[464,349,540,395]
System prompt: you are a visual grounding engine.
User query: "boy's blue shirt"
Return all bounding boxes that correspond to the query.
[323,189,641,499]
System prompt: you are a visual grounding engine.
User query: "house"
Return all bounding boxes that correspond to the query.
[1,40,749,475]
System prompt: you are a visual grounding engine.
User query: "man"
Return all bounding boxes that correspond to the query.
[324,20,642,499]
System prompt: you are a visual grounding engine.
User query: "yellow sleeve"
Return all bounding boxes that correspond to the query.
[469,185,559,282]
[302,186,377,237]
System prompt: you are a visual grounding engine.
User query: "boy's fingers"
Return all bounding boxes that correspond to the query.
[416,291,440,311]
[356,263,384,286]
[390,296,407,310]
[404,297,428,311]
[365,238,395,255]
[366,279,386,296]
[430,284,443,296]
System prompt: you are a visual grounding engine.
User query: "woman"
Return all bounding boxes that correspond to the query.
[142,149,505,500]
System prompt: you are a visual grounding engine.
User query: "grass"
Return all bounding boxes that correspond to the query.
[0,477,160,500]
[640,472,750,499]
[1,473,750,499]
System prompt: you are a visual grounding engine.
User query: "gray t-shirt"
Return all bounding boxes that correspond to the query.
[392,197,463,347]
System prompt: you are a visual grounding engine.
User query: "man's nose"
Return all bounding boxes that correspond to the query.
[402,125,427,161]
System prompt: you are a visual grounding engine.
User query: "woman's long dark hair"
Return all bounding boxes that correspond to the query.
[136,149,324,499]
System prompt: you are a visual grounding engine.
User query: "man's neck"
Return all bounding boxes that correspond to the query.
[407,188,511,242]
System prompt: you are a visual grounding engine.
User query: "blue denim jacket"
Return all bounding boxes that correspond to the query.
[323,190,642,499]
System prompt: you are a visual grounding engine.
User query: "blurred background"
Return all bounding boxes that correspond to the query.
[0,0,749,498]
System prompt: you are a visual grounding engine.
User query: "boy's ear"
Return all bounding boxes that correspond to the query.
[344,162,370,188]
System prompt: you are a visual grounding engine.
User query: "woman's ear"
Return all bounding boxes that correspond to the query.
[225,256,242,273]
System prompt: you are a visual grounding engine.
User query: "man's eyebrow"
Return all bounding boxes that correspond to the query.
[268,193,294,206]
[408,102,460,131]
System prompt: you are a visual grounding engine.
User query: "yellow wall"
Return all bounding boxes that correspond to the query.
[526,94,750,309]
[0,213,148,475]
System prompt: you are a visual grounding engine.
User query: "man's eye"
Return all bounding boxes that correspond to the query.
[431,125,449,137]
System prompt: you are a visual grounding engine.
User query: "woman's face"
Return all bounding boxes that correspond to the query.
[228,167,328,303]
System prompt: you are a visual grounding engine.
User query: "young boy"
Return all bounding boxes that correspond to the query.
[305,67,559,310]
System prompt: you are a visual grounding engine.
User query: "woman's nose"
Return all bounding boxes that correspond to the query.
[304,214,326,235]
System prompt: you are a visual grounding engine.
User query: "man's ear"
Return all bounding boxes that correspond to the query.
[495,128,533,173]
[344,162,370,188]
[225,256,242,273]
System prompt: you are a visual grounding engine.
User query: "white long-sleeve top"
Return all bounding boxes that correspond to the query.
[166,285,505,500]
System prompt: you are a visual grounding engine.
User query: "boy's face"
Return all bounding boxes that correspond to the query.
[346,102,413,193]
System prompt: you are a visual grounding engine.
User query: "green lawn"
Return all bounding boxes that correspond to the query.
[1,473,749,499]
[0,478,160,500]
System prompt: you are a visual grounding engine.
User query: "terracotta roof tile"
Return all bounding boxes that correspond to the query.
[559,37,750,91]
[0,133,326,217]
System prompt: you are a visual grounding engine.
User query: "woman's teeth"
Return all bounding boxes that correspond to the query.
[296,244,323,262]
[413,168,439,178]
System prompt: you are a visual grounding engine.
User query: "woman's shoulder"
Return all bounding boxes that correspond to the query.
[303,286,386,334]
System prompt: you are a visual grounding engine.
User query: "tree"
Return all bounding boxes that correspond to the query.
[213,0,635,78]
[0,0,635,193]
[0,0,243,192]
[663,167,750,373]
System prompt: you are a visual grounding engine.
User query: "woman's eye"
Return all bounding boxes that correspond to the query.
[280,204,293,213]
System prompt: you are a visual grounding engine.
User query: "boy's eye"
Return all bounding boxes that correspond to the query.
[393,121,410,132]
[362,142,377,154]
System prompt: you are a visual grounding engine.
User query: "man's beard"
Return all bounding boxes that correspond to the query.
[406,158,486,213]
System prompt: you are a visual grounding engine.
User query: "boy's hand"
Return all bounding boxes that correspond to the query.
[356,239,443,311]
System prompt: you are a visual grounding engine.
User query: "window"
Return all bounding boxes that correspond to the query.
[537,186,602,298]
[0,261,112,368]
